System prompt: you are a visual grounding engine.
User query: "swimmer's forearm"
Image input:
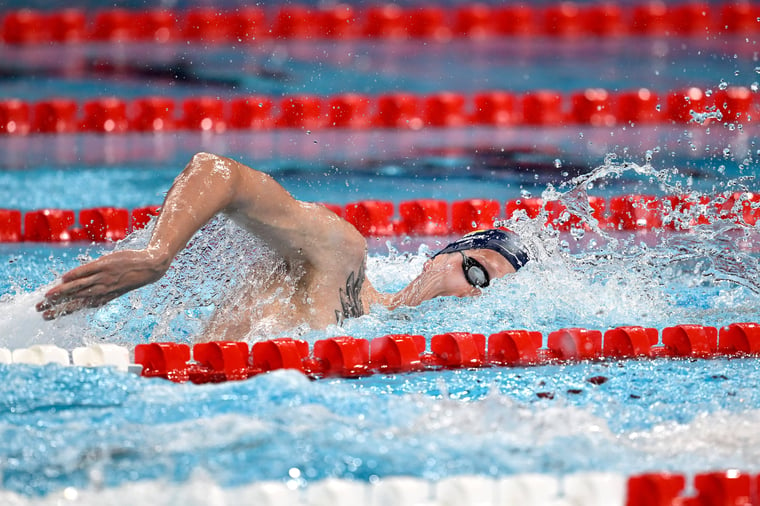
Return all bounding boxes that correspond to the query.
[145,153,240,266]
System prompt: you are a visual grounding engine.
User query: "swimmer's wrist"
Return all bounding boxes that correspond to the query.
[144,247,174,274]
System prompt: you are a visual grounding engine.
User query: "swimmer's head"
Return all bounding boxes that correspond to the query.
[433,228,529,273]
[389,229,530,307]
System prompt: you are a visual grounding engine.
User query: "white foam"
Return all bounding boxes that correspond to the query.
[0,290,93,350]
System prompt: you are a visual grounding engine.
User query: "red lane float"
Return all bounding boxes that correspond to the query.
[370,334,426,373]
[626,473,687,506]
[32,99,79,134]
[79,207,129,242]
[251,338,309,373]
[424,92,467,127]
[82,98,129,133]
[344,200,395,236]
[718,322,760,356]
[277,95,324,129]
[182,96,226,133]
[328,94,371,129]
[190,341,250,383]
[134,342,191,382]
[602,326,659,359]
[661,324,718,358]
[0,210,22,242]
[608,195,663,231]
[451,199,501,234]
[131,206,161,231]
[398,200,449,236]
[23,209,83,242]
[373,93,422,129]
[522,90,564,125]
[487,330,543,366]
[5,3,757,45]
[547,328,603,361]
[429,332,486,368]
[0,99,30,135]
[691,471,753,506]
[471,91,517,126]
[131,97,176,132]
[229,96,274,130]
[312,336,370,377]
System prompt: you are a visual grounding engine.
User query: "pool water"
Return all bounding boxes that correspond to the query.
[1,1,760,503]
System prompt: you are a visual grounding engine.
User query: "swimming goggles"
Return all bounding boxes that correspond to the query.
[459,251,490,288]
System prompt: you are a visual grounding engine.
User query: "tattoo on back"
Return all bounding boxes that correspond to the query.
[335,262,365,325]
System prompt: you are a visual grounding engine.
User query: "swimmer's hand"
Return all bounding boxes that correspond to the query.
[36,249,169,320]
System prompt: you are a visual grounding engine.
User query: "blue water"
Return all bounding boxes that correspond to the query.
[1,3,760,503]
[3,358,760,497]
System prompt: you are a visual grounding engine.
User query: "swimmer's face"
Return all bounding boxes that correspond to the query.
[424,248,516,298]
[393,248,517,308]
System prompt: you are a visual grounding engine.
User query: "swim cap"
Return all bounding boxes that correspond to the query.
[433,229,529,271]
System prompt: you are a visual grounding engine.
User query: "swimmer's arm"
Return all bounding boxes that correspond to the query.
[146,152,308,267]
[37,152,310,319]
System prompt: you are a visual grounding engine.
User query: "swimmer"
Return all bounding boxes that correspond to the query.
[35,153,529,339]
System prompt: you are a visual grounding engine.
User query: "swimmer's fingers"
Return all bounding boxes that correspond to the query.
[38,299,89,320]
[37,291,120,320]
[41,274,102,305]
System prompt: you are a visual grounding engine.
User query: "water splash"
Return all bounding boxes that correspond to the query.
[2,154,760,347]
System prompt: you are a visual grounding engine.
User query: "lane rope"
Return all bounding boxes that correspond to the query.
[1,2,757,45]
[1,191,758,243]
[0,87,754,135]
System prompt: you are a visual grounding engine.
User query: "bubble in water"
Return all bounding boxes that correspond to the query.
[752,82,759,92]
[723,148,732,158]
[570,226,585,241]
[755,67,760,75]
[554,159,562,169]
[718,80,728,91]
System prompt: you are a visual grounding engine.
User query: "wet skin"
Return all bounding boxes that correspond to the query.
[36,152,517,340]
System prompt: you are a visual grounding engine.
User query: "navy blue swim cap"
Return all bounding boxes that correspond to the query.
[433,229,529,271]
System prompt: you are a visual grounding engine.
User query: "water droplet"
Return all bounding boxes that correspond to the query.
[723,148,732,158]
[751,82,759,92]
[755,67,760,74]
[554,158,562,169]
[718,79,728,90]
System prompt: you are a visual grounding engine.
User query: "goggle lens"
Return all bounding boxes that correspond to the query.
[460,252,490,288]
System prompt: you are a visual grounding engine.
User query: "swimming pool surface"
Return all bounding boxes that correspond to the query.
[1,1,760,504]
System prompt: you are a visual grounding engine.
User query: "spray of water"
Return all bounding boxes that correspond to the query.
[1,153,758,348]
